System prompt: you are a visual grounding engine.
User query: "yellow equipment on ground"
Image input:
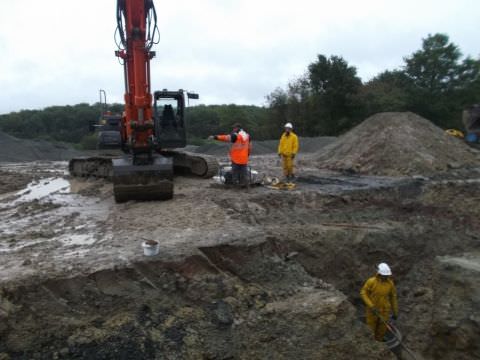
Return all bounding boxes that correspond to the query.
[267,181,296,190]
[445,129,464,138]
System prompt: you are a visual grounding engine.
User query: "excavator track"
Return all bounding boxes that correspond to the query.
[69,152,219,202]
[165,151,219,178]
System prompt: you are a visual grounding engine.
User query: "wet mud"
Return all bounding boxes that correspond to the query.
[0,160,479,359]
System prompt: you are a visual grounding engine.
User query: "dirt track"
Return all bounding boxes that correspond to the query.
[0,155,479,359]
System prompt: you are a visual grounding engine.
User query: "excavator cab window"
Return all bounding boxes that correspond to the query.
[162,105,176,128]
[153,91,187,149]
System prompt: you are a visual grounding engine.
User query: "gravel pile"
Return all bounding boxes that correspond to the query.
[312,112,480,176]
[0,131,82,162]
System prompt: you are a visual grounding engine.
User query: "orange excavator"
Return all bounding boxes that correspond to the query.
[69,0,217,202]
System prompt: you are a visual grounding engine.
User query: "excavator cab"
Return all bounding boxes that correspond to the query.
[153,90,198,149]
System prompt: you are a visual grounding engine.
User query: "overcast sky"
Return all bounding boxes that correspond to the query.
[0,0,478,114]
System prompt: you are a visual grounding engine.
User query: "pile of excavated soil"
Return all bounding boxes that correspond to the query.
[0,131,82,162]
[312,112,480,176]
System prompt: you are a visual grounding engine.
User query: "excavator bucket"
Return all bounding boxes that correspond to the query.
[112,156,174,203]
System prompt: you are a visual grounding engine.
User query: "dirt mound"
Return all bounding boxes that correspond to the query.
[0,131,82,162]
[312,112,480,176]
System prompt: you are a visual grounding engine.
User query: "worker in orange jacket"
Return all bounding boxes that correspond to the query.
[209,123,251,186]
[360,262,399,341]
[278,122,299,181]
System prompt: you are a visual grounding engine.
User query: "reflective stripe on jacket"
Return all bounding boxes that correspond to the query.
[216,130,250,165]
[278,132,299,156]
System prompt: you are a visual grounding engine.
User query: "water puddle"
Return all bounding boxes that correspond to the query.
[15,177,70,202]
[0,170,113,255]
[60,234,97,246]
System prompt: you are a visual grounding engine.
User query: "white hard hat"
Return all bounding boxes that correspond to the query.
[284,122,293,128]
[377,262,392,276]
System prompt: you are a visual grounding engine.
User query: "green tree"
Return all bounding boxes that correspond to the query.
[185,104,269,141]
[357,70,412,116]
[404,33,480,127]
[405,33,461,95]
[265,87,289,138]
[266,55,363,137]
[307,55,363,135]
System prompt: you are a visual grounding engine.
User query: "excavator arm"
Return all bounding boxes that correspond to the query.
[115,0,158,159]
[109,0,177,202]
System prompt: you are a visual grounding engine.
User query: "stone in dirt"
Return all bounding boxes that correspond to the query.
[311,112,480,176]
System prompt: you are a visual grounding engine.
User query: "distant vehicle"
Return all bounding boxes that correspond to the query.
[97,112,122,149]
[89,89,122,150]
[463,104,480,143]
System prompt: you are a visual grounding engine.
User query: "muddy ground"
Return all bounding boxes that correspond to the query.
[0,155,479,359]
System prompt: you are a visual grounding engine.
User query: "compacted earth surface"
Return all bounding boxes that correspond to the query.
[0,113,479,359]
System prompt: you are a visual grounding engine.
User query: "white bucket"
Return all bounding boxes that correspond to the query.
[142,240,160,256]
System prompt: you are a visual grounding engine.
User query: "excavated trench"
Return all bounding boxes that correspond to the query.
[0,241,391,359]
[1,172,479,359]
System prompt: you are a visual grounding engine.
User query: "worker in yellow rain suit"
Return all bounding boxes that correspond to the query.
[277,122,299,181]
[360,262,399,341]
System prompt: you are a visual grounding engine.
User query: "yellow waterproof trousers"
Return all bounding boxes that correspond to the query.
[282,155,294,177]
[366,308,389,341]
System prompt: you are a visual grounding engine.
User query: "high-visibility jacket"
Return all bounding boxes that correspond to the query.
[215,129,251,165]
[278,132,299,156]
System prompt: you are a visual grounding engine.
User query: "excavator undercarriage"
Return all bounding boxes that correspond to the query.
[69,151,218,202]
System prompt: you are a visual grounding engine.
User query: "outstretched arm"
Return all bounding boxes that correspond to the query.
[209,133,237,143]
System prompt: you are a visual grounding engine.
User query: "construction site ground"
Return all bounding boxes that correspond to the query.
[0,113,479,359]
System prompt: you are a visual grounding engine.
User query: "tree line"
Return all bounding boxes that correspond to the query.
[0,33,478,148]
[265,33,480,137]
